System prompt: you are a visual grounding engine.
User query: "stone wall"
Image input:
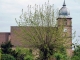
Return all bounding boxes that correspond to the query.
[0,32,10,46]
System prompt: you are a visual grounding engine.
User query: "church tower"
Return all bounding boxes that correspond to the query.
[57,0,72,56]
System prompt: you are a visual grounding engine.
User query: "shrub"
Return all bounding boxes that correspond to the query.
[54,53,63,60]
[0,49,1,59]
[54,52,69,60]
[1,41,13,54]
[16,47,34,60]
[24,55,33,60]
[71,45,80,60]
[1,54,16,60]
[0,52,1,60]
[0,41,21,60]
[71,56,80,60]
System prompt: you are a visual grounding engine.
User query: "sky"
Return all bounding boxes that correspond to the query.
[0,0,80,43]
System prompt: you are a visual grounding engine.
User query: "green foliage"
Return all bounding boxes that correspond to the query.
[1,41,13,54]
[54,53,68,60]
[53,46,69,60]
[1,41,21,60]
[71,56,80,60]
[74,45,80,56]
[24,55,33,60]
[16,47,34,60]
[71,45,80,60]
[1,54,16,60]
[0,53,1,59]
[1,41,34,60]
[54,53,63,60]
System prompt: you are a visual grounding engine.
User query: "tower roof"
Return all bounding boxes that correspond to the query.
[58,0,71,18]
[63,0,66,6]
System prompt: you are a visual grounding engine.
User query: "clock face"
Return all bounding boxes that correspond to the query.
[63,28,67,32]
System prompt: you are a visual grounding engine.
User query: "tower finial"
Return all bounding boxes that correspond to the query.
[63,0,66,6]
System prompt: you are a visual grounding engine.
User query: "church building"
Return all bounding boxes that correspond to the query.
[0,0,72,56]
